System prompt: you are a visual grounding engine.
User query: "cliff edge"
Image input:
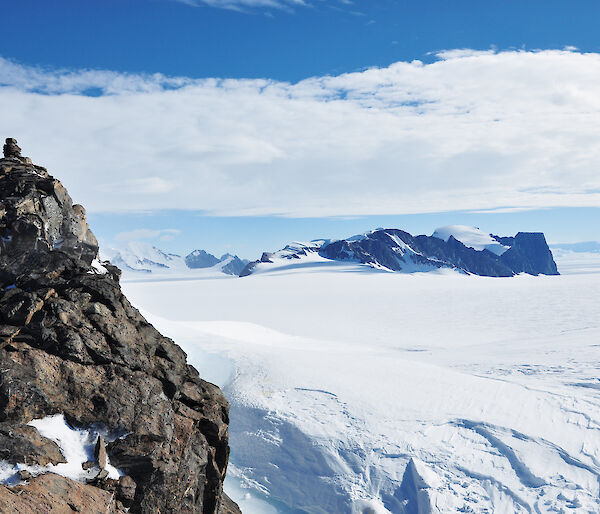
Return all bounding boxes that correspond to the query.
[0,139,240,513]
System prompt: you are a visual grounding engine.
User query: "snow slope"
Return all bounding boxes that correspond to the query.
[122,255,600,513]
[101,242,188,273]
[243,240,396,276]
[432,225,509,255]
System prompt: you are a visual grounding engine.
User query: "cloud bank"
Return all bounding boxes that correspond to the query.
[115,229,181,242]
[0,49,599,217]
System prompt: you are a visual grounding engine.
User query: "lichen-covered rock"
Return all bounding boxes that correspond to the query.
[0,139,240,513]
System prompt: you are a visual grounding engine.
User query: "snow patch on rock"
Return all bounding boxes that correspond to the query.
[0,414,125,486]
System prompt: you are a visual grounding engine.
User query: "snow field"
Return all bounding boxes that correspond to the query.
[122,255,600,513]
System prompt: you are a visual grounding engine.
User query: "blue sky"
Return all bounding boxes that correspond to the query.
[5,1,600,81]
[89,207,600,260]
[1,0,599,258]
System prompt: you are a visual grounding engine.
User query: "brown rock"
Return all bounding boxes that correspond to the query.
[0,423,66,467]
[219,493,243,514]
[0,473,127,513]
[117,475,136,505]
[95,469,109,481]
[94,435,107,469]
[17,470,32,481]
[82,460,96,470]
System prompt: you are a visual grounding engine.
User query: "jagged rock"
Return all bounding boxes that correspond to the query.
[90,469,109,482]
[0,140,240,513]
[219,493,242,514]
[94,435,107,469]
[82,460,96,470]
[0,142,99,265]
[3,138,22,159]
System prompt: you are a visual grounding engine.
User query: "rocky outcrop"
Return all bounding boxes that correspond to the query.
[0,139,240,513]
[494,232,559,275]
[3,138,22,159]
[0,473,128,513]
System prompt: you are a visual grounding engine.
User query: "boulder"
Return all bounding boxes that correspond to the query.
[94,435,107,469]
[3,137,22,159]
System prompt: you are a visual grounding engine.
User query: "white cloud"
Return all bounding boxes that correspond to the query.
[1,49,599,217]
[115,229,181,242]
[171,0,308,12]
[98,177,175,195]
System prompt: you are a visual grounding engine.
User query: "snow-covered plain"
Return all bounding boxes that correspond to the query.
[122,252,600,513]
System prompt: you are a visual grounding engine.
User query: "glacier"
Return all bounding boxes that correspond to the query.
[121,250,600,513]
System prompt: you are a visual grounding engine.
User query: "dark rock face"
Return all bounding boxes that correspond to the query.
[243,228,559,278]
[498,232,559,275]
[320,229,558,277]
[3,138,22,159]
[0,140,239,513]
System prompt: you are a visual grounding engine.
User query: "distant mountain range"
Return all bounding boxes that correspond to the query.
[241,225,559,277]
[102,226,562,279]
[101,242,248,276]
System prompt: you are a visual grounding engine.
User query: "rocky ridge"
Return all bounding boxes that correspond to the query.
[0,139,240,513]
[241,228,559,277]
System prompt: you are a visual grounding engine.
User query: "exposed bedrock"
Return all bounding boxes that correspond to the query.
[0,139,240,513]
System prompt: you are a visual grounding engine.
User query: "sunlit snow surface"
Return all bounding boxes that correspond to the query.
[122,252,600,513]
[432,225,509,255]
